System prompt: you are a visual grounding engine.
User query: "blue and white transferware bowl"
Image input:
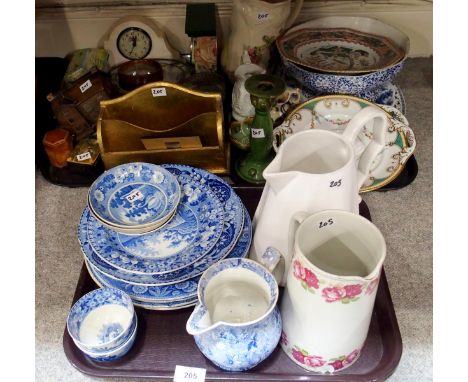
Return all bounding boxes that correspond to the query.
[76,317,138,362]
[78,165,245,285]
[186,258,281,371]
[84,209,252,308]
[87,172,225,275]
[66,287,135,352]
[279,16,409,96]
[283,57,405,97]
[88,162,181,232]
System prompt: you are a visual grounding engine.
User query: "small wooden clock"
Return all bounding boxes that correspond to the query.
[103,16,180,66]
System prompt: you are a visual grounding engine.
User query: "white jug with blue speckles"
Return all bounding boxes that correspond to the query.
[186,258,282,371]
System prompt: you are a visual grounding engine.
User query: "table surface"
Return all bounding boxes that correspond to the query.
[35,57,433,382]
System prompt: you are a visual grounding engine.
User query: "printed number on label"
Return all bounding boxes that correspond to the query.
[126,189,144,203]
[151,87,167,97]
[80,80,92,93]
[319,218,334,229]
[257,12,270,22]
[76,152,92,161]
[173,365,206,382]
[330,179,342,187]
[251,128,265,138]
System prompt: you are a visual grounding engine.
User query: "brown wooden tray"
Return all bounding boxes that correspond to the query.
[63,193,402,381]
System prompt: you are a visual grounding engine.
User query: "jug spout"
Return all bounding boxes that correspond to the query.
[262,153,298,194]
[186,304,215,336]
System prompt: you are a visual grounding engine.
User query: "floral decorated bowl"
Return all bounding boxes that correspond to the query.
[88,162,180,233]
[279,16,409,96]
[66,287,136,353]
[76,317,138,362]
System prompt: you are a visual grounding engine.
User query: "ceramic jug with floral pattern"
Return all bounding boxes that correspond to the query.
[266,209,386,373]
[221,0,303,80]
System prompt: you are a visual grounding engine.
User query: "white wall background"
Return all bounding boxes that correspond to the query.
[35,0,433,58]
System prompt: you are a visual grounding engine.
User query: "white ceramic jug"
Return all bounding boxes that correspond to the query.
[278,209,386,373]
[221,0,303,80]
[249,107,388,285]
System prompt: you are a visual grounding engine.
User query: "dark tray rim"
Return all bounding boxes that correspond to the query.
[62,201,402,382]
[63,266,402,382]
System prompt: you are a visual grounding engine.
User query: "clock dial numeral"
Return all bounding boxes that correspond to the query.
[117,27,152,60]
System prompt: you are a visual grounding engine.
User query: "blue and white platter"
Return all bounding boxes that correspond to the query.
[85,208,252,309]
[87,171,225,275]
[78,166,245,285]
[88,163,181,230]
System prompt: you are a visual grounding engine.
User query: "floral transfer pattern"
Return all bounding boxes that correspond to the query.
[292,259,380,303]
[282,333,363,373]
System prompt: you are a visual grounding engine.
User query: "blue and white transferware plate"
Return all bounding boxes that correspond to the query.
[79,166,244,285]
[88,162,181,230]
[87,175,224,275]
[86,263,199,310]
[84,208,252,307]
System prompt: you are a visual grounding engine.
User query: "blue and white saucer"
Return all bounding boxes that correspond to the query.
[88,163,181,231]
[87,174,225,275]
[79,166,245,285]
[85,209,252,308]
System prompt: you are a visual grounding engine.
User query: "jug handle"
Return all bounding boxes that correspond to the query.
[341,107,388,189]
[284,0,304,30]
[261,246,285,285]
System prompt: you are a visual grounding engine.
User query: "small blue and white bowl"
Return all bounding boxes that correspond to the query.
[88,162,181,234]
[67,287,135,353]
[77,317,138,362]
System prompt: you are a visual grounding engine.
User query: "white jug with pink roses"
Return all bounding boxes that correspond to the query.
[273,209,387,373]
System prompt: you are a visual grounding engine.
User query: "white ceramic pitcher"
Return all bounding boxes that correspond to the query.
[278,209,386,373]
[249,107,388,286]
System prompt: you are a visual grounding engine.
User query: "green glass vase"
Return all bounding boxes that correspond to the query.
[235,74,286,184]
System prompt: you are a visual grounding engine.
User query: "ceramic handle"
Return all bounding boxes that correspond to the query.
[341,107,388,189]
[261,246,286,285]
[284,0,304,30]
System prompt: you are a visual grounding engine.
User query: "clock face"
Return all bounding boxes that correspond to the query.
[117,27,152,60]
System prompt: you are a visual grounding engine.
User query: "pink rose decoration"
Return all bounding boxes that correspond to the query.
[345,349,361,364]
[293,260,304,280]
[329,359,344,370]
[344,284,363,298]
[366,278,379,295]
[292,348,305,364]
[304,268,319,289]
[322,287,346,302]
[293,260,320,289]
[304,355,326,368]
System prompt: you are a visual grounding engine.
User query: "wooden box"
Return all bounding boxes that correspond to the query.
[97,81,229,173]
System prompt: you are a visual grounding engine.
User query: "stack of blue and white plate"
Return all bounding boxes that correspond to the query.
[78,162,252,310]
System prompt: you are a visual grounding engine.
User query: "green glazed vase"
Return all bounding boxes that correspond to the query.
[235,74,286,184]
